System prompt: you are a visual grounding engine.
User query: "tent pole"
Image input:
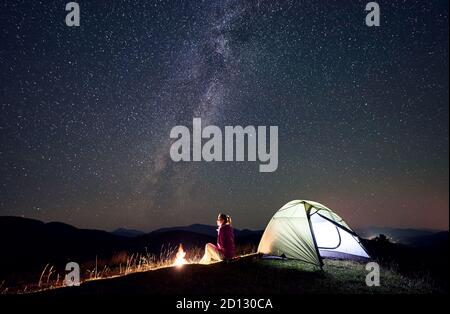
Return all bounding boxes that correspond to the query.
[307,208,324,270]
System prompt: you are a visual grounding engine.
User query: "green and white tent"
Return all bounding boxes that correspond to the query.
[257,200,369,267]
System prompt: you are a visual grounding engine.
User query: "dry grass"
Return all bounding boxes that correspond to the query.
[1,244,250,294]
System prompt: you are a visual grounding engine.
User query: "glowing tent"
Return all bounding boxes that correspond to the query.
[257,200,369,267]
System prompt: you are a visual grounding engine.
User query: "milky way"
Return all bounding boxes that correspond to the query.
[0,1,448,231]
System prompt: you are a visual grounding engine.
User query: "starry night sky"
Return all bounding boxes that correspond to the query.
[0,0,448,232]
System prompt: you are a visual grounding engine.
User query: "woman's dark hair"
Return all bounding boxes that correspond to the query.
[218,213,232,226]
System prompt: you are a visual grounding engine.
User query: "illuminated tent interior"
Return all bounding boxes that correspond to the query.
[257,200,370,267]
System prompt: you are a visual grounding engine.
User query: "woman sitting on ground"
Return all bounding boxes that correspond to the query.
[200,213,235,264]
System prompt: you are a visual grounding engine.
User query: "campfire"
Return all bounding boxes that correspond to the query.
[173,244,187,267]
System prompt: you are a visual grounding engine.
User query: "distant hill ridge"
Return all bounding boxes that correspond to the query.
[355,226,446,246]
[151,223,261,238]
[0,216,262,276]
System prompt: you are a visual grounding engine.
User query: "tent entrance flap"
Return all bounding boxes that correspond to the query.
[310,212,369,258]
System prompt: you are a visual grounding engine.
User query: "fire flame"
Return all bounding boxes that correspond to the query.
[173,244,187,267]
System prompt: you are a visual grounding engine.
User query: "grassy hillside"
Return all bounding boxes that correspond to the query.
[41,257,442,295]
